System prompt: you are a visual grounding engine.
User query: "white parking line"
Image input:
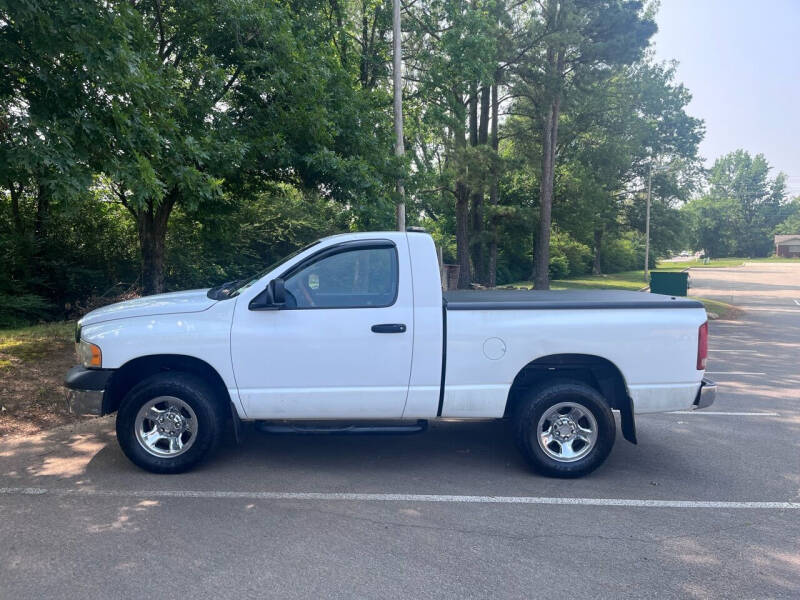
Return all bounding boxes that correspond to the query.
[669,411,779,416]
[709,349,757,353]
[0,487,797,509]
[705,371,766,375]
[794,299,800,306]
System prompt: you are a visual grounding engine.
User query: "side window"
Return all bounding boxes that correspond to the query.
[284,246,398,309]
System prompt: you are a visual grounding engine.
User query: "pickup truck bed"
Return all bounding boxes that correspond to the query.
[444,289,703,310]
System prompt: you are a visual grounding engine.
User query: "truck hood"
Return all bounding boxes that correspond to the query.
[79,289,216,327]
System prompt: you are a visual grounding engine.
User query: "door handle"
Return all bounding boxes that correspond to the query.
[371,323,407,333]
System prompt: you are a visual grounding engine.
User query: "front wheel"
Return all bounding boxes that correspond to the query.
[116,372,222,474]
[514,380,616,478]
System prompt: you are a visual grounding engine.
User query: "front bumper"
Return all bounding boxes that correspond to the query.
[64,366,114,416]
[693,378,716,410]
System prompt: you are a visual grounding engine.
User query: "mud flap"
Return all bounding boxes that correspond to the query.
[619,395,637,444]
[230,402,243,445]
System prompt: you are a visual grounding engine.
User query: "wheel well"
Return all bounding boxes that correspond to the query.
[103,355,231,416]
[504,354,637,443]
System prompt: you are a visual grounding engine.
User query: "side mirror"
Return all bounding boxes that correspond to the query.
[269,278,286,306]
[248,278,287,311]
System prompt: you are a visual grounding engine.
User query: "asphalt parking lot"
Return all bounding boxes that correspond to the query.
[1,264,799,599]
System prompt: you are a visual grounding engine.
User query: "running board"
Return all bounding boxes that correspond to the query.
[255,419,428,435]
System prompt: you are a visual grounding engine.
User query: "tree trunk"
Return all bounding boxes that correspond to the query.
[360,1,369,86]
[453,87,471,289]
[532,102,557,288]
[467,83,480,282]
[7,182,30,282]
[8,182,24,236]
[136,192,177,295]
[468,84,478,147]
[469,193,484,283]
[33,183,49,243]
[456,181,471,288]
[478,85,490,145]
[329,0,347,68]
[469,188,483,283]
[532,49,563,290]
[488,77,500,288]
[470,85,491,284]
[592,227,603,275]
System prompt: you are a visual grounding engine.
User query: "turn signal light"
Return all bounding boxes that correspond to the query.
[78,340,103,368]
[89,343,102,367]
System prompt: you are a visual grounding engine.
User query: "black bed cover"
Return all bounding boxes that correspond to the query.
[444,289,704,311]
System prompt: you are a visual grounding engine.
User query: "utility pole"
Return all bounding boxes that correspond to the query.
[644,159,652,283]
[392,0,405,231]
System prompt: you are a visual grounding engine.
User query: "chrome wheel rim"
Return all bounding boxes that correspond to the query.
[536,402,598,463]
[134,396,198,458]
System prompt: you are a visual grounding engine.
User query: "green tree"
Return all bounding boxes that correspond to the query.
[95,0,396,294]
[3,0,720,325]
[506,56,701,277]
[774,197,800,235]
[686,150,788,257]
[404,0,513,287]
[1,0,130,310]
[683,195,739,259]
[511,0,655,289]
[707,151,787,256]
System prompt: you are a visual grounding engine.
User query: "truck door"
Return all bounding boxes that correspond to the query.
[230,239,414,419]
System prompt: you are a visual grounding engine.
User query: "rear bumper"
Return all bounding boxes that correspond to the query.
[693,378,716,410]
[64,366,114,416]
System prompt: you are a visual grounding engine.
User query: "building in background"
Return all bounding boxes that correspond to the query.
[774,234,800,258]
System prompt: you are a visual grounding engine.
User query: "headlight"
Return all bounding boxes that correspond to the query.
[77,339,102,368]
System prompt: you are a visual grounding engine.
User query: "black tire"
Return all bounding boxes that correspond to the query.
[116,372,223,474]
[513,380,616,478]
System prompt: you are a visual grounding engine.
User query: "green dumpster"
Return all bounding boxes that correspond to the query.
[650,271,689,296]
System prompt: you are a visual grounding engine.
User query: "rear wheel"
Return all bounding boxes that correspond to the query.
[116,372,222,474]
[514,380,616,478]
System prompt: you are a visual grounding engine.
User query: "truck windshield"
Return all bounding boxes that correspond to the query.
[206,240,321,300]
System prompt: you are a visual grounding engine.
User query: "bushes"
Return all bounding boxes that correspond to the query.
[600,236,638,273]
[548,253,570,279]
[599,232,650,273]
[0,293,54,328]
[0,185,139,325]
[493,230,593,284]
[0,177,354,326]
[164,185,348,291]
[549,231,592,279]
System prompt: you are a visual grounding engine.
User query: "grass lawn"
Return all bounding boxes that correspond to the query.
[511,263,684,292]
[552,271,648,291]
[0,321,79,436]
[510,255,800,293]
[664,256,800,269]
[693,297,740,320]
[0,321,74,363]
[509,267,739,320]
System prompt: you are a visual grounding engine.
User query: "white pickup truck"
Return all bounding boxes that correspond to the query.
[65,231,715,477]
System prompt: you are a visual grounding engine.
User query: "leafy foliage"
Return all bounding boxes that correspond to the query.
[774,198,800,235]
[0,0,785,326]
[684,151,790,257]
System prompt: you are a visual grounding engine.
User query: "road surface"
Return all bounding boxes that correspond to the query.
[1,263,799,599]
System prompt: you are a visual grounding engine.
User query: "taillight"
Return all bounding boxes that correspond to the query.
[697,321,708,370]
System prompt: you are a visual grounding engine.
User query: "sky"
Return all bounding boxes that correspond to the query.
[652,0,800,196]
